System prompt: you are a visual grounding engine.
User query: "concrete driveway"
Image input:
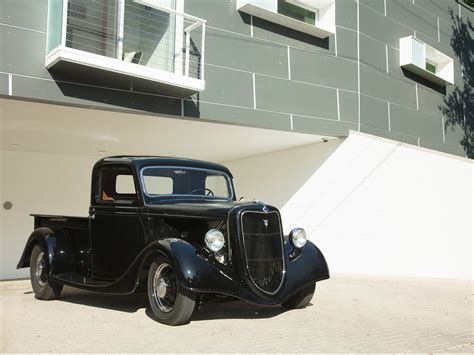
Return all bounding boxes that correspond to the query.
[1,274,472,353]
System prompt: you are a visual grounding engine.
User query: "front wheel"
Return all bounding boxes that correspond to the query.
[282,283,315,309]
[147,256,196,326]
[30,245,63,300]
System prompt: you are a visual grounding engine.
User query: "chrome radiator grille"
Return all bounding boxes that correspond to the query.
[241,211,284,294]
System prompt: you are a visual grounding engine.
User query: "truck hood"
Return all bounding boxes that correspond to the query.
[145,200,273,219]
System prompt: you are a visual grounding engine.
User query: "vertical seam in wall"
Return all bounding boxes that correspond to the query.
[8,74,12,96]
[252,73,256,109]
[387,102,391,130]
[180,98,184,116]
[441,116,446,143]
[415,84,419,110]
[385,45,389,73]
[336,89,341,121]
[250,15,254,37]
[334,29,338,56]
[290,114,294,130]
[357,0,361,132]
[287,46,291,80]
[414,30,416,37]
[417,137,420,146]
[384,0,387,16]
[437,17,440,42]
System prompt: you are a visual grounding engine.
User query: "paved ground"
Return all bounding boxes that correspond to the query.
[0,274,472,353]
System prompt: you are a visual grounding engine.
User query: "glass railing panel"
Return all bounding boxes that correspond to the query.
[46,0,64,53]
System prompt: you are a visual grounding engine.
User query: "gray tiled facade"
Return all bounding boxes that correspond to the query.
[0,0,471,157]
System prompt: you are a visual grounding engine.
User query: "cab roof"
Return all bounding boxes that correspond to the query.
[95,156,233,177]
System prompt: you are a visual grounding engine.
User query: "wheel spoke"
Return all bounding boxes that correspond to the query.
[152,263,177,313]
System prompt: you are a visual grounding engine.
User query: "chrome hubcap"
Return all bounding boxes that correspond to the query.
[35,251,47,287]
[152,263,177,313]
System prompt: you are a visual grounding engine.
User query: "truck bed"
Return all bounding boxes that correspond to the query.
[31,214,89,230]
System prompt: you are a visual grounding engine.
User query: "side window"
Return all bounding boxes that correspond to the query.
[97,167,137,204]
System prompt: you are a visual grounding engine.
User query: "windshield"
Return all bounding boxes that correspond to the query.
[141,166,233,200]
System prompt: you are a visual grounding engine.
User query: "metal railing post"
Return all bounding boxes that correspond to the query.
[201,22,206,81]
[185,30,190,77]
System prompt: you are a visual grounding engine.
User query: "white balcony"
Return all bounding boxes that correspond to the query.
[45,0,206,97]
[237,0,335,38]
[399,36,453,86]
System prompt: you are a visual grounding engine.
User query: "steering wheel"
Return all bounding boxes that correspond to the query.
[189,188,215,196]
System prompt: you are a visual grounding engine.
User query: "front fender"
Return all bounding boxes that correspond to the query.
[17,228,57,270]
[158,238,330,305]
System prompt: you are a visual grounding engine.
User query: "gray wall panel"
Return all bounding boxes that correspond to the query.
[13,76,182,116]
[0,25,49,79]
[196,65,254,108]
[253,17,335,55]
[360,125,419,145]
[360,95,389,129]
[419,139,466,157]
[184,0,250,35]
[255,75,338,119]
[360,4,414,48]
[414,0,455,22]
[336,27,357,60]
[361,65,417,108]
[360,0,385,14]
[184,100,291,130]
[444,124,466,147]
[417,86,445,116]
[290,48,358,91]
[0,73,9,96]
[360,35,387,72]
[205,27,288,78]
[293,115,357,136]
[335,0,357,30]
[339,91,358,123]
[0,0,47,32]
[390,104,443,141]
[386,0,438,40]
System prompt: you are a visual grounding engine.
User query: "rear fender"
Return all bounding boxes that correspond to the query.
[17,228,56,270]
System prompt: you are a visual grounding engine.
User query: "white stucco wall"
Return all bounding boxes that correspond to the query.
[0,151,100,279]
[1,131,472,280]
[225,131,473,280]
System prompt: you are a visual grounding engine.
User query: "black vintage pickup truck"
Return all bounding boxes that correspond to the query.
[17,156,329,325]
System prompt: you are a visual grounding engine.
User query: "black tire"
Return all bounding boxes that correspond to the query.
[30,245,63,300]
[282,283,315,309]
[147,256,196,326]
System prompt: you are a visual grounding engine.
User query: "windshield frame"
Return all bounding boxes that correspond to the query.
[139,165,235,202]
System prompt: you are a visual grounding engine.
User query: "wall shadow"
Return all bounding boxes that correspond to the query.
[439,9,473,158]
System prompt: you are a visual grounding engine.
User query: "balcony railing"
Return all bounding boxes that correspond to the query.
[46,0,206,96]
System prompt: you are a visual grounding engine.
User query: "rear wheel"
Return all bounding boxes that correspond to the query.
[30,245,63,300]
[282,283,315,309]
[147,256,196,326]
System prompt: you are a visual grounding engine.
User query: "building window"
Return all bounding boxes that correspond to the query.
[277,0,317,25]
[237,0,335,38]
[425,60,437,74]
[399,36,453,86]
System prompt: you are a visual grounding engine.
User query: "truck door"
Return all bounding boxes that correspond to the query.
[89,166,145,279]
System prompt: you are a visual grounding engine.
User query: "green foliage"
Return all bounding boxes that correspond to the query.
[439,9,473,158]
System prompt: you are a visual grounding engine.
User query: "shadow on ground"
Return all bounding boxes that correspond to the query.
[57,286,293,322]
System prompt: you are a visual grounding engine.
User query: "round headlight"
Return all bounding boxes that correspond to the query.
[205,229,225,252]
[290,228,307,248]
